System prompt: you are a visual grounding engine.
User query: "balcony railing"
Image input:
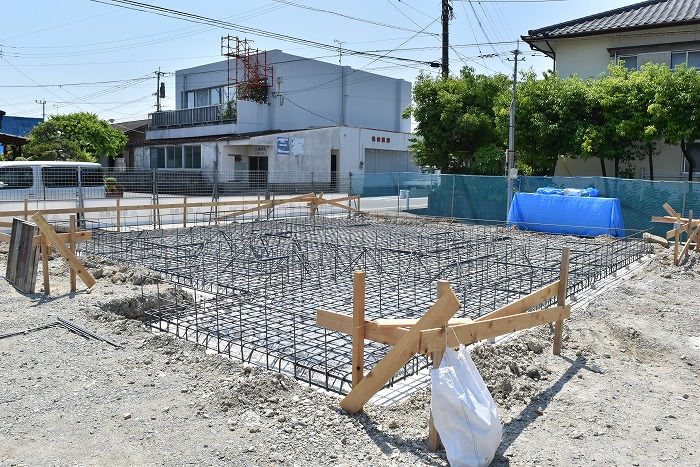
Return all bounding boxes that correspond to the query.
[149,102,236,129]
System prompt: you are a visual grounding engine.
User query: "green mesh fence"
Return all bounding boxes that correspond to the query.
[353,173,700,237]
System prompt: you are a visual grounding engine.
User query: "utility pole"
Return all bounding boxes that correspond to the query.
[334,39,346,125]
[36,99,46,121]
[506,46,521,216]
[441,0,452,79]
[155,68,165,112]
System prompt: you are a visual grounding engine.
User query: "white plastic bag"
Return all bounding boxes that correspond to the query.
[431,346,502,467]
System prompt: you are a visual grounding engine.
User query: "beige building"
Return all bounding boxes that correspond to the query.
[522,0,700,181]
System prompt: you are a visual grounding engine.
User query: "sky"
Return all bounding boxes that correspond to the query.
[0,0,638,123]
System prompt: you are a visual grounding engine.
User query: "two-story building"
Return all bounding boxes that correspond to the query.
[523,0,700,180]
[135,44,416,191]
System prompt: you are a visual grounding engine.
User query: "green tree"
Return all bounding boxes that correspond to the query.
[24,112,126,162]
[403,68,510,173]
[496,70,590,176]
[648,64,700,181]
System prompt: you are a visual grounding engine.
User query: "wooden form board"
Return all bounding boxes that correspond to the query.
[31,213,96,290]
[651,203,698,265]
[6,218,40,293]
[339,281,461,414]
[0,194,362,229]
[316,247,571,420]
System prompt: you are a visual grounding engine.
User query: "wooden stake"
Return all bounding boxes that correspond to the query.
[23,199,28,220]
[428,280,450,451]
[674,213,681,265]
[340,281,460,414]
[69,215,77,293]
[553,247,570,355]
[31,213,95,289]
[352,271,366,388]
[41,233,50,296]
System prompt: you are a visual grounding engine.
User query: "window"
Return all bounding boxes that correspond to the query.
[184,146,201,168]
[150,147,165,168]
[82,167,105,186]
[618,55,638,71]
[184,87,227,108]
[166,146,182,168]
[42,167,78,188]
[151,145,201,169]
[0,166,33,189]
[672,50,700,69]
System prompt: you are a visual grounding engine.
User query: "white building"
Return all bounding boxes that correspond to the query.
[522,0,700,181]
[135,47,417,190]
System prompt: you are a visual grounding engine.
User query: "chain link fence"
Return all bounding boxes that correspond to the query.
[1,167,697,236]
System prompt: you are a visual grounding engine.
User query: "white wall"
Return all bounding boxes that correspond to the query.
[174,50,411,134]
[531,24,700,180]
[538,24,700,78]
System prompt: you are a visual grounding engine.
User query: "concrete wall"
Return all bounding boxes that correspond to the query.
[174,50,411,134]
[136,126,417,184]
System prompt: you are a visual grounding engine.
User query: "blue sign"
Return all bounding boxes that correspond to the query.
[276,136,290,154]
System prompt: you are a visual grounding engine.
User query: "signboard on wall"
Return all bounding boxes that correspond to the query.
[276,136,290,154]
[277,136,304,155]
[290,137,304,156]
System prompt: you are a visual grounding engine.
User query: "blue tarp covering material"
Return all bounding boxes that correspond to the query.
[535,187,599,197]
[507,192,625,237]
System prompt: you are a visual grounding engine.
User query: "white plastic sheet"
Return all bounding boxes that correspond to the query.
[431,346,502,467]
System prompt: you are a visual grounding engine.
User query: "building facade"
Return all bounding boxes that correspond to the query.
[134,46,417,190]
[523,0,700,180]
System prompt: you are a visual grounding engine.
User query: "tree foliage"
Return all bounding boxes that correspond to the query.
[24,112,127,162]
[403,68,510,174]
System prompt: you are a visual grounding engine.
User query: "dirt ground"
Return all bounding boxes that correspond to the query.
[1,243,699,466]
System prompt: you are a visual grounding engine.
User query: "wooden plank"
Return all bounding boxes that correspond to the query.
[651,215,700,226]
[474,281,559,322]
[30,231,92,247]
[373,317,473,328]
[69,215,77,293]
[340,282,460,414]
[553,247,570,355]
[6,219,40,293]
[31,213,96,289]
[428,281,449,452]
[5,219,21,284]
[678,223,700,262]
[352,271,366,388]
[419,305,572,353]
[674,212,681,265]
[215,193,316,221]
[663,202,679,217]
[316,308,408,346]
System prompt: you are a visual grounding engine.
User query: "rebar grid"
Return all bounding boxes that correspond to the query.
[82,217,651,394]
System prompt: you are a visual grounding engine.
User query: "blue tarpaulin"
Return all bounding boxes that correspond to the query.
[507,192,625,237]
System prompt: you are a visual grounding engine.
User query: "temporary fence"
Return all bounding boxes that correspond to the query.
[352,173,700,237]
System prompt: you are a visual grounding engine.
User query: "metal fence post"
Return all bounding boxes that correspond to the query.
[451,174,456,219]
[76,166,85,228]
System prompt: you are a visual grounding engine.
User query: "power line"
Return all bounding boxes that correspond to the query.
[270,0,439,37]
[89,0,438,68]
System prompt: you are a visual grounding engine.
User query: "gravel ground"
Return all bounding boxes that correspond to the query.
[1,244,699,466]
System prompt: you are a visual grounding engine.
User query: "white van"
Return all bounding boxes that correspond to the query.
[0,161,106,201]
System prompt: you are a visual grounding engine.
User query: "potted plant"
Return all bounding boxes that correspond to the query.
[104,176,124,198]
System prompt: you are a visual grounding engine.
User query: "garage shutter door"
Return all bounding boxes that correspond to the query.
[364,149,418,173]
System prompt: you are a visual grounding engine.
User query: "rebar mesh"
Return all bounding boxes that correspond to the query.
[82,216,651,394]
